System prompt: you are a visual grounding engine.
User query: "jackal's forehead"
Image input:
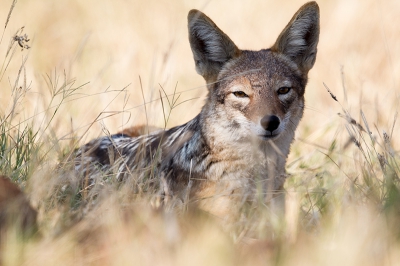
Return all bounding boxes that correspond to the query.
[218,50,306,91]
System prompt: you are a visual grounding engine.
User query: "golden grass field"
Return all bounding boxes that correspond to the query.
[1,0,400,265]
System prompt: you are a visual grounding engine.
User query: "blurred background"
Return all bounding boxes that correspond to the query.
[1,1,400,265]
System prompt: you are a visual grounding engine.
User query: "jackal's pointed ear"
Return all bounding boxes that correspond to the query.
[188,10,241,84]
[272,1,320,74]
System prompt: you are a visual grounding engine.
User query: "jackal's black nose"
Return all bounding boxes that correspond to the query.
[261,115,280,132]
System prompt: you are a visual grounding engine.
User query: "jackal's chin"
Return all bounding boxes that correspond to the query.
[256,128,284,141]
[249,127,283,141]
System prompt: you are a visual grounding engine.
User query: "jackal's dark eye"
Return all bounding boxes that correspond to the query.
[233,91,248,98]
[277,87,291,95]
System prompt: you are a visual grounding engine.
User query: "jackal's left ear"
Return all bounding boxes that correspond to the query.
[188,10,241,84]
[272,2,320,73]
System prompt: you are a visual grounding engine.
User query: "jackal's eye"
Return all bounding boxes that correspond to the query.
[233,91,248,98]
[277,87,291,95]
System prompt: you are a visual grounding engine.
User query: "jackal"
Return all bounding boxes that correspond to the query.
[73,2,320,218]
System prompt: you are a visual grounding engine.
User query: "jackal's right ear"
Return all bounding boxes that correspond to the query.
[271,1,320,74]
[188,10,241,84]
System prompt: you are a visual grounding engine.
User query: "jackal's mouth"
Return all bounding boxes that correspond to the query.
[259,133,280,140]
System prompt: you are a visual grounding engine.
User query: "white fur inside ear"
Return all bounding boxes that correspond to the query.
[273,4,319,72]
[192,21,228,63]
[285,15,315,57]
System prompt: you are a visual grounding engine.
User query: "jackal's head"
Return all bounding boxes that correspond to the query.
[188,2,319,142]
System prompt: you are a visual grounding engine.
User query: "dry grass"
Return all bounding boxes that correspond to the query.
[1,0,400,265]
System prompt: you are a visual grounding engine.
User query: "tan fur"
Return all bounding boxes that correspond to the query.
[118,125,161,138]
[0,175,37,234]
